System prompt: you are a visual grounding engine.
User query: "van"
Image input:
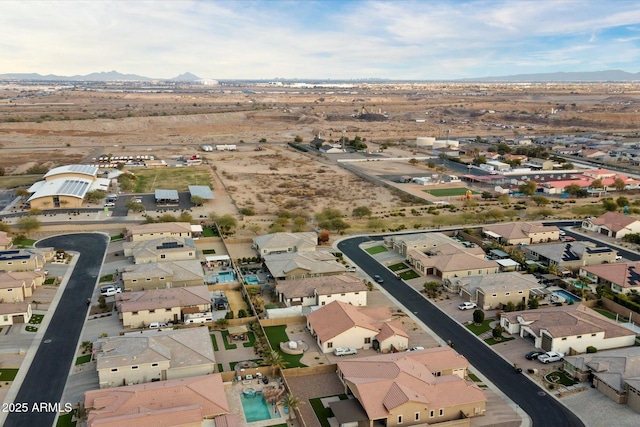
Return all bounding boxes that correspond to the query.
[150,322,168,329]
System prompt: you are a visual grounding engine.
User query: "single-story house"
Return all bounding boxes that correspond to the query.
[0,232,12,250]
[524,241,617,270]
[307,300,408,353]
[483,222,560,245]
[385,232,473,257]
[264,251,346,280]
[275,274,368,307]
[456,272,542,310]
[252,232,317,256]
[0,302,32,326]
[0,271,44,302]
[501,305,636,354]
[334,348,486,427]
[123,237,196,264]
[580,261,640,295]
[407,246,499,280]
[121,260,205,291]
[0,249,45,272]
[582,212,640,239]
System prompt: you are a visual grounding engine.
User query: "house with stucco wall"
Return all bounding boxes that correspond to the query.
[123,237,197,264]
[275,274,367,307]
[407,245,499,280]
[252,231,317,256]
[580,261,640,295]
[483,222,560,245]
[582,212,640,239]
[125,222,193,242]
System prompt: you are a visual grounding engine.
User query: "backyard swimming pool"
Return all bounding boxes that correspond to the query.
[245,275,259,285]
[553,289,582,303]
[241,393,281,422]
[210,271,236,284]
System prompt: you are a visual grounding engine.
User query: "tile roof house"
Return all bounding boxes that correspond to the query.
[307,301,409,353]
[0,249,45,272]
[275,274,368,307]
[264,251,346,280]
[0,271,44,302]
[0,302,32,326]
[116,285,212,328]
[563,347,640,412]
[252,232,317,256]
[455,272,542,310]
[582,212,640,238]
[407,245,499,280]
[84,374,232,427]
[524,241,617,270]
[580,261,640,295]
[121,260,205,291]
[334,348,486,426]
[123,237,197,264]
[94,328,216,389]
[0,232,12,250]
[500,305,636,354]
[385,232,474,257]
[483,222,560,245]
[125,222,193,242]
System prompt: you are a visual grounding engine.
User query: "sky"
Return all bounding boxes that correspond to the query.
[1,0,640,80]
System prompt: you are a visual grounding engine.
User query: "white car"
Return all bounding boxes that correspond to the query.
[100,285,122,297]
[406,346,425,352]
[458,302,478,310]
[333,347,357,356]
[537,351,564,364]
[105,202,115,207]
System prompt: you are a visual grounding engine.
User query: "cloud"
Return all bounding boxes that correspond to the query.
[0,0,639,79]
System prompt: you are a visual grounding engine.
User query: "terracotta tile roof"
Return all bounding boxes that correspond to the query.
[116,285,211,313]
[0,302,30,315]
[253,232,317,253]
[589,212,640,232]
[275,274,367,299]
[264,251,346,277]
[376,320,409,342]
[582,261,640,289]
[337,348,484,419]
[484,222,558,240]
[84,374,229,427]
[127,222,192,237]
[123,237,196,260]
[307,301,393,342]
[121,260,204,283]
[0,231,11,247]
[503,305,634,339]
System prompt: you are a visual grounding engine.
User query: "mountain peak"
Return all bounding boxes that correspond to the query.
[171,72,201,81]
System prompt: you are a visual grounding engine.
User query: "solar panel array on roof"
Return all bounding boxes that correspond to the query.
[585,247,613,254]
[561,244,580,261]
[0,254,31,261]
[157,241,184,250]
[628,266,640,287]
[58,180,90,197]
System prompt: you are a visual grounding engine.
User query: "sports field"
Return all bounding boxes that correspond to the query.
[423,187,479,197]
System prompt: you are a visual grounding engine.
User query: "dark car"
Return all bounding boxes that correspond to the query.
[525,350,545,360]
[373,275,384,283]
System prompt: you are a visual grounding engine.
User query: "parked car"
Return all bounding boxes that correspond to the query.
[105,202,115,207]
[406,346,425,352]
[333,347,357,356]
[100,285,122,297]
[537,351,564,364]
[559,230,566,236]
[458,302,477,310]
[525,350,545,360]
[150,322,168,329]
[373,275,384,284]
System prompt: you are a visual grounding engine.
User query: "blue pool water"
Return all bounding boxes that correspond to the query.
[212,271,236,284]
[241,393,281,422]
[245,275,259,285]
[553,289,582,303]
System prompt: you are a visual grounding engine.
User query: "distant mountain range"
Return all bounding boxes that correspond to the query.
[0,70,201,81]
[0,69,638,82]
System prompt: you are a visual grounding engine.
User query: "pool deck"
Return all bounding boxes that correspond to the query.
[225,379,289,427]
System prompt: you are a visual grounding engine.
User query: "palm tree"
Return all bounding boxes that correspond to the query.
[280,392,304,423]
[261,349,288,378]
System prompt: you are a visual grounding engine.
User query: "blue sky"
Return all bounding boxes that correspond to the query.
[1,0,639,80]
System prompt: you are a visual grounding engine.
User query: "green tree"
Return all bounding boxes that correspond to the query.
[492,325,504,340]
[16,216,40,236]
[561,162,574,170]
[481,191,494,199]
[0,221,9,232]
[590,178,603,189]
[190,195,204,206]
[532,195,550,207]
[15,188,30,199]
[352,206,372,219]
[261,349,289,377]
[616,196,629,208]
[564,183,582,196]
[292,216,307,232]
[216,214,237,235]
[280,393,304,422]
[528,298,539,310]
[427,160,436,169]
[518,180,537,196]
[496,142,512,155]
[602,198,618,212]
[84,189,106,203]
[504,301,516,312]
[613,177,626,191]
[423,281,440,298]
[125,199,145,212]
[294,135,303,143]
[248,224,262,235]
[473,309,485,325]
[178,211,193,223]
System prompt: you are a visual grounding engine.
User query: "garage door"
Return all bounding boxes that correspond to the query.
[541,333,553,351]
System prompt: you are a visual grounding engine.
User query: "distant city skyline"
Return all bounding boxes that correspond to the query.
[2,0,640,80]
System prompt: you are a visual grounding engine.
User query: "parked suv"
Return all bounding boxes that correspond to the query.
[458,302,478,310]
[537,351,564,364]
[333,347,357,356]
[100,285,122,297]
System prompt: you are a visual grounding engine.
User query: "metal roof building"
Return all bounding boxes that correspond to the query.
[154,189,180,203]
[188,185,215,200]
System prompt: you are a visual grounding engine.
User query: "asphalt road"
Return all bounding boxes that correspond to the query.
[6,233,108,427]
[338,234,585,427]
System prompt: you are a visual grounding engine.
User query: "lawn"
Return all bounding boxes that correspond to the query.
[263,325,307,368]
[12,237,36,248]
[485,336,515,345]
[0,174,41,189]
[210,334,219,351]
[25,326,38,332]
[466,319,493,335]
[365,245,388,255]
[423,187,479,197]
[243,331,256,348]
[55,409,76,427]
[468,372,482,383]
[399,270,420,280]
[309,395,348,427]
[388,262,409,272]
[0,368,19,381]
[202,249,216,254]
[75,354,92,365]
[126,166,212,192]
[220,330,238,350]
[44,278,56,285]
[99,274,114,282]
[29,314,44,324]
[545,371,578,387]
[110,234,124,242]
[594,308,621,321]
[217,363,224,372]
[202,226,220,237]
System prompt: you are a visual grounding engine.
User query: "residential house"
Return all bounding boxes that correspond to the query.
[123,237,196,264]
[524,241,617,270]
[0,271,44,302]
[121,260,205,291]
[333,348,486,427]
[500,305,636,354]
[0,249,45,272]
[582,212,640,239]
[563,347,640,413]
[580,261,640,294]
[125,222,193,242]
[0,232,12,250]
[456,273,542,310]
[407,245,499,280]
[252,232,317,256]
[94,328,216,388]
[275,274,368,307]
[264,251,346,280]
[385,232,471,257]
[116,285,212,328]
[84,374,234,427]
[483,222,560,245]
[307,300,408,353]
[0,302,32,326]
